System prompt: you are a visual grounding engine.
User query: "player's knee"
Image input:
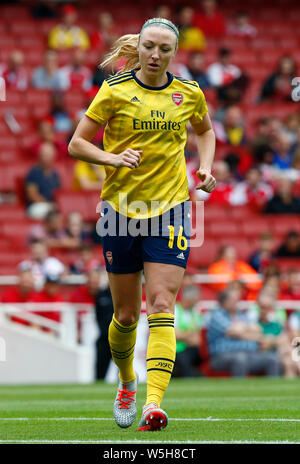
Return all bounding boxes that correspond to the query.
[114,311,139,327]
[148,294,174,314]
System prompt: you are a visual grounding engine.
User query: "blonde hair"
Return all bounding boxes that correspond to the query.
[100,18,178,73]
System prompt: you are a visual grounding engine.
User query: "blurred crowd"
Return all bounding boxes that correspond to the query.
[0,0,300,379]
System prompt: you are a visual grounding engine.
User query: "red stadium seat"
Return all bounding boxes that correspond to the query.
[0,163,31,192]
[188,239,217,269]
[207,221,240,237]
[25,90,51,106]
[0,205,26,222]
[55,190,101,222]
[271,216,300,237]
[275,258,300,272]
[203,204,230,222]
[240,218,273,237]
[10,20,38,35]
[1,222,33,247]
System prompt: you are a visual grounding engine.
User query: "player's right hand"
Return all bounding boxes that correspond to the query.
[113,149,142,169]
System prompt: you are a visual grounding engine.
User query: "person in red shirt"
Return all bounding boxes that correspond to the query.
[192,160,234,205]
[280,268,300,315]
[90,11,118,52]
[70,268,101,341]
[1,265,36,325]
[59,48,92,91]
[31,273,64,326]
[0,50,28,91]
[193,0,226,38]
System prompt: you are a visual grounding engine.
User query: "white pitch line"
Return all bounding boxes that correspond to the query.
[0,440,299,444]
[1,417,300,422]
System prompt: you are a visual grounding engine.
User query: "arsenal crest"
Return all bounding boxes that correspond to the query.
[172,92,183,106]
[106,251,113,265]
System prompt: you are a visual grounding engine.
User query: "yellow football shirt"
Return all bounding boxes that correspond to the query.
[85,69,208,218]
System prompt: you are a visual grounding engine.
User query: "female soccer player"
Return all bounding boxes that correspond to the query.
[68,17,216,432]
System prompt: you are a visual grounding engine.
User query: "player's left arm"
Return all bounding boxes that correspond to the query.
[191,112,216,193]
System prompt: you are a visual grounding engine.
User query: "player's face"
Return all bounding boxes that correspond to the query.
[138,27,177,78]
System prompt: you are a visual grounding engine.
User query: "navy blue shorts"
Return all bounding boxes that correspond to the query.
[98,201,191,273]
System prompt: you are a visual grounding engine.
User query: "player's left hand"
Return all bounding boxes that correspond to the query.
[195,168,216,193]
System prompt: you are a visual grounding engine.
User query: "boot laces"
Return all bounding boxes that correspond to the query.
[117,385,136,409]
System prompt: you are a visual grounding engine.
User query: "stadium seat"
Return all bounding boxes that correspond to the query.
[1,221,33,247]
[275,258,300,272]
[0,205,27,222]
[55,190,101,222]
[271,216,300,237]
[208,221,240,237]
[188,239,217,269]
[240,218,273,237]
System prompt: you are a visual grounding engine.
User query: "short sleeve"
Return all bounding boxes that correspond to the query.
[189,85,208,131]
[85,80,114,125]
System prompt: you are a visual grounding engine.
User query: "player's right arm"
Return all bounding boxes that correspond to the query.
[68,115,141,169]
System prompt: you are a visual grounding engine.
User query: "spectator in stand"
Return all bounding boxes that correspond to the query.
[49,92,73,133]
[71,268,101,304]
[254,292,299,378]
[185,52,210,89]
[193,160,234,204]
[25,142,61,219]
[32,50,64,90]
[229,167,273,209]
[251,117,283,166]
[284,113,300,146]
[264,177,300,214]
[221,106,246,146]
[193,0,226,38]
[249,232,275,273]
[207,288,282,377]
[70,244,101,274]
[71,267,102,342]
[48,4,90,50]
[59,48,92,91]
[30,118,69,162]
[31,273,64,328]
[154,5,172,20]
[0,50,28,91]
[95,271,114,379]
[65,211,89,249]
[288,309,300,339]
[20,239,65,290]
[31,1,58,19]
[275,231,300,258]
[1,264,36,326]
[260,265,282,301]
[174,285,203,377]
[176,6,205,51]
[280,268,300,301]
[271,131,294,170]
[227,10,257,39]
[208,244,261,295]
[260,55,297,102]
[41,210,69,248]
[90,11,118,52]
[206,48,248,105]
[72,160,106,190]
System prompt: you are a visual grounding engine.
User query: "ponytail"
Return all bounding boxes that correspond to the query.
[100,18,178,73]
[100,34,140,73]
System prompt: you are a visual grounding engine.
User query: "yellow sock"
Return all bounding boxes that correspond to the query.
[108,314,138,384]
[145,313,176,408]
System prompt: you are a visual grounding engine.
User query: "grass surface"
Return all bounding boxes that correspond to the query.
[0,378,300,443]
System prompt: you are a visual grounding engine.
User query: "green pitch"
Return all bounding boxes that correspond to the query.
[0,378,300,443]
